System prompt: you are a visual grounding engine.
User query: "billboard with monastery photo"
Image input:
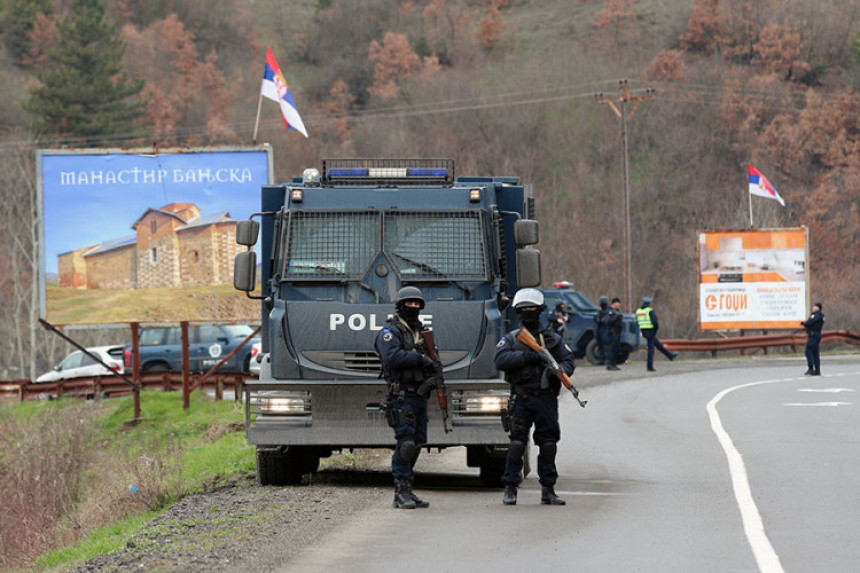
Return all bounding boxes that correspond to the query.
[698,228,809,331]
[38,146,272,325]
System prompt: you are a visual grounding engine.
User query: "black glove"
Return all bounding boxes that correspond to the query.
[420,354,435,368]
[416,377,439,397]
[521,351,541,365]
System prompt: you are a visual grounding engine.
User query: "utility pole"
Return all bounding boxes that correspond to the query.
[596,80,655,312]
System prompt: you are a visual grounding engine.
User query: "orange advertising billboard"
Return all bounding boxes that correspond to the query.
[698,228,809,330]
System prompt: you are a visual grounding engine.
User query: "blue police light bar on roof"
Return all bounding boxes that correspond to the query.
[328,168,369,177]
[321,158,454,186]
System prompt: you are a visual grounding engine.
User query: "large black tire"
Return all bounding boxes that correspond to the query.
[257,446,317,486]
[585,339,603,365]
[479,458,506,488]
[142,361,170,373]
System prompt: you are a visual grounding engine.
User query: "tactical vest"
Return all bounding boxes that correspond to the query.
[636,307,654,330]
[503,328,559,390]
[381,318,427,385]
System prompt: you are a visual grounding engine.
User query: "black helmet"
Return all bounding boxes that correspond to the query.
[395,286,425,309]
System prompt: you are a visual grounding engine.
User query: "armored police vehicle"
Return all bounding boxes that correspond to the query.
[541,281,641,364]
[233,159,541,486]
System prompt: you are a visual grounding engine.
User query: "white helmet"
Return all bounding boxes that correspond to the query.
[512,288,545,311]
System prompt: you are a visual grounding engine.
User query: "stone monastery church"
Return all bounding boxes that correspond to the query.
[58,202,241,290]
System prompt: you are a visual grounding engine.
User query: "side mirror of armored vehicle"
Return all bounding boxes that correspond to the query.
[234,251,257,292]
[516,248,541,287]
[236,220,260,246]
[514,219,539,246]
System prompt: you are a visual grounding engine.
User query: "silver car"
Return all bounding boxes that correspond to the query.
[36,345,125,383]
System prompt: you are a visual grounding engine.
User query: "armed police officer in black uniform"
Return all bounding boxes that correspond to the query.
[801,302,825,376]
[594,296,612,367]
[375,286,443,509]
[607,297,624,370]
[495,288,575,506]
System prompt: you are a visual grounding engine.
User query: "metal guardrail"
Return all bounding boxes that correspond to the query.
[2,330,858,402]
[0,372,254,403]
[662,329,860,357]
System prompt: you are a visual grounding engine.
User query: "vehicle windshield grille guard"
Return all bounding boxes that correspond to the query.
[281,210,488,281]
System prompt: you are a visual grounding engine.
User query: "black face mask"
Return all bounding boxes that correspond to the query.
[398,306,421,323]
[519,310,541,328]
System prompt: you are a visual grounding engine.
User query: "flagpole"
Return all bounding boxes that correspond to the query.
[252,92,264,144]
[749,188,754,228]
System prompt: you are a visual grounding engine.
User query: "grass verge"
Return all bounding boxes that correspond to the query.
[0,391,254,571]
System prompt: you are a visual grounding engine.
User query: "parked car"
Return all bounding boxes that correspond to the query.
[36,345,125,383]
[540,281,641,365]
[123,324,260,374]
[248,342,262,376]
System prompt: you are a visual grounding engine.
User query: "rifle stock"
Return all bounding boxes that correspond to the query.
[421,329,452,433]
[515,328,587,408]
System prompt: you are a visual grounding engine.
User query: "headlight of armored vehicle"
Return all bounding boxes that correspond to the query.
[452,390,509,422]
[257,391,312,416]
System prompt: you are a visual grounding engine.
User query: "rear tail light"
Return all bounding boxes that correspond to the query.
[124,349,131,368]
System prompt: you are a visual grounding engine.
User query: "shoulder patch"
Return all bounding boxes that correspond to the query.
[496,338,506,348]
[382,332,393,342]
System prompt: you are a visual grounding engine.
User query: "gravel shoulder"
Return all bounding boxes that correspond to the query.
[70,353,854,572]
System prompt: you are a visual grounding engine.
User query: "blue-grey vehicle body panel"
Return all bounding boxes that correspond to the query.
[247,162,534,449]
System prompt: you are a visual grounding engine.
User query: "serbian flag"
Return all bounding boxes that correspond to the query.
[261,47,308,137]
[748,164,784,206]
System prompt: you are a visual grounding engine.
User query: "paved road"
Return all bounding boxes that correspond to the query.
[280,356,860,573]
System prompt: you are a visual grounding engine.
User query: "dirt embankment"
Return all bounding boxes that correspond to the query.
[72,470,388,573]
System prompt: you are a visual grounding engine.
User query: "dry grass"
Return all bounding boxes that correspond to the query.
[0,401,186,569]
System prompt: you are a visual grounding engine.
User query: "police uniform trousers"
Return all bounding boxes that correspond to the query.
[597,328,614,365]
[642,330,672,369]
[501,391,561,488]
[805,332,822,372]
[391,392,428,481]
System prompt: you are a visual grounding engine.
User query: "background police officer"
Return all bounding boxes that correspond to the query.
[551,301,569,336]
[594,296,611,366]
[606,297,623,370]
[636,296,677,372]
[495,288,575,506]
[375,286,442,509]
[801,302,825,376]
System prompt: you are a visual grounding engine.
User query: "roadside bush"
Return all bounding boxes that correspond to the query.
[0,401,101,568]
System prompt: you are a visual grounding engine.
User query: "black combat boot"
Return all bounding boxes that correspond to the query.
[541,486,566,506]
[393,479,417,509]
[406,482,429,508]
[804,368,814,375]
[502,485,518,505]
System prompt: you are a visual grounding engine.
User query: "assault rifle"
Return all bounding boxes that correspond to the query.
[421,329,451,433]
[516,328,587,408]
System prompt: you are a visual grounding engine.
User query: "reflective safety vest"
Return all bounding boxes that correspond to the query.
[636,307,654,330]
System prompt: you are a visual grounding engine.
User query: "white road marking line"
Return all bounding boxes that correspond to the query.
[797,388,853,393]
[707,378,786,573]
[518,489,625,497]
[783,402,851,407]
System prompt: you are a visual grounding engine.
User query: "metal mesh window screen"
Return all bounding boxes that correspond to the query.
[284,212,380,277]
[384,212,487,279]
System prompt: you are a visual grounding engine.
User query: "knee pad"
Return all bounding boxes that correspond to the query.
[397,438,418,465]
[538,441,557,463]
[508,439,527,462]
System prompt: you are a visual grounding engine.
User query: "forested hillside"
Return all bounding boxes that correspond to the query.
[1,0,859,378]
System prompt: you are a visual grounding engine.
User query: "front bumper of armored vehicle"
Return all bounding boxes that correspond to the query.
[244,378,510,448]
